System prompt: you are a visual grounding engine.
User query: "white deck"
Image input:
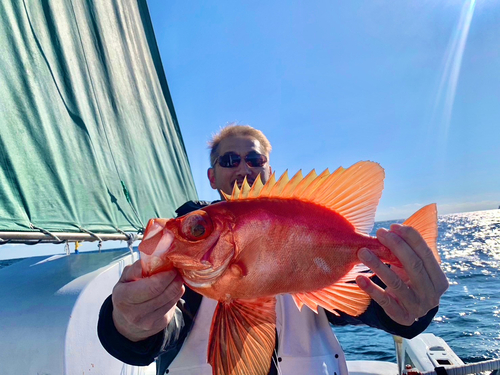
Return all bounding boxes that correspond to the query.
[0,249,151,374]
[347,360,399,375]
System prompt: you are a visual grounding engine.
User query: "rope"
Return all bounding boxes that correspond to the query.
[126,233,139,256]
[418,358,500,375]
[114,227,140,255]
[29,223,64,243]
[25,240,43,245]
[76,226,103,242]
[76,226,103,252]
[114,227,127,236]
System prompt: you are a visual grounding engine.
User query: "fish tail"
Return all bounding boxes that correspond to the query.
[403,203,440,263]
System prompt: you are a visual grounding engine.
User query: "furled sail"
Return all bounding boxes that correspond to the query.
[0,0,197,240]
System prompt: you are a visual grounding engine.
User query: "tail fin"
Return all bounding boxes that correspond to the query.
[403,203,440,263]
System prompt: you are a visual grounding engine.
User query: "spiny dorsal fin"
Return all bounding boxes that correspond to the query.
[259,171,276,197]
[223,161,385,235]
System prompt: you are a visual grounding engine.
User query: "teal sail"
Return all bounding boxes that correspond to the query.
[0,0,197,236]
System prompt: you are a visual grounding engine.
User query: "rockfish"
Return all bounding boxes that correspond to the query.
[139,161,439,375]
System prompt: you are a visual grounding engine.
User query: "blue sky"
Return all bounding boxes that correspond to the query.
[147,0,500,221]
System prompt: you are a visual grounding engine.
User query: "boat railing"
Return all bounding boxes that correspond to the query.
[0,231,142,245]
[409,358,500,375]
[396,334,500,375]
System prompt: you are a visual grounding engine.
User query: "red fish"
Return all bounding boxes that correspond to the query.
[139,161,439,375]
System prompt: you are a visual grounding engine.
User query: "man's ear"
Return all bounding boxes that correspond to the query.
[207,168,217,189]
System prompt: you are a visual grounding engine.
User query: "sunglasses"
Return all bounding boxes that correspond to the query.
[215,151,268,168]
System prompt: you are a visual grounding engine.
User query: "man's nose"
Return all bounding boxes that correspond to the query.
[236,160,252,176]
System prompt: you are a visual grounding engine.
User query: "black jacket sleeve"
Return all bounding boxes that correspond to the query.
[97,201,210,367]
[326,275,438,339]
[97,295,166,366]
[97,287,203,368]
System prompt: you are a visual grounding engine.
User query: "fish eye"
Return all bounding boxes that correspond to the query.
[180,211,213,241]
[191,223,205,237]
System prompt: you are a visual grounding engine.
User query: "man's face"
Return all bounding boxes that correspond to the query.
[208,135,271,197]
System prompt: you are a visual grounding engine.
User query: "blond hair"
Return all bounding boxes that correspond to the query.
[208,123,272,166]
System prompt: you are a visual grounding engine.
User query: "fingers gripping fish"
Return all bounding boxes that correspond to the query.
[139,161,440,375]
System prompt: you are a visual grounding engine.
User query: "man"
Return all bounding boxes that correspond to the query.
[98,124,449,374]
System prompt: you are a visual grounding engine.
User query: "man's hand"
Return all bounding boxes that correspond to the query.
[111,259,185,342]
[356,224,449,326]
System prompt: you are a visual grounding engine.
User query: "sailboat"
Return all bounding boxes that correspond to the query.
[0,1,499,375]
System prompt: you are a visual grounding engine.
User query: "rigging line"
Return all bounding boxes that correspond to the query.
[114,226,141,242]
[114,226,140,255]
[29,223,62,243]
[127,233,140,256]
[25,240,43,245]
[67,1,144,229]
[76,225,103,242]
[75,226,103,252]
[114,227,127,236]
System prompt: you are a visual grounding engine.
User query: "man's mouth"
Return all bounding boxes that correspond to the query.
[233,178,254,189]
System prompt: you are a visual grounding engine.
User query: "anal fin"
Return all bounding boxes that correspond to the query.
[208,297,276,375]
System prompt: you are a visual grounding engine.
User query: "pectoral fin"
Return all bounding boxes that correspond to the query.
[292,267,372,316]
[208,297,276,375]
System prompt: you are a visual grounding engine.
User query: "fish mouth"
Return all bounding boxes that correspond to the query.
[144,226,234,288]
[140,227,175,275]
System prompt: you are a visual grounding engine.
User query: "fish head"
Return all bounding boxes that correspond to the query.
[139,208,236,288]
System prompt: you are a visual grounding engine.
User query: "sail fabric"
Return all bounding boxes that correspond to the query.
[0,0,198,234]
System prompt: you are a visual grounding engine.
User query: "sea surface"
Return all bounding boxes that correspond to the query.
[1,209,499,364]
[335,209,500,363]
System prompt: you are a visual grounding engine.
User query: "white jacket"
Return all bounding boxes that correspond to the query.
[165,294,347,375]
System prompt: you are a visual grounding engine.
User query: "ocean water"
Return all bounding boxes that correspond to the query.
[1,209,499,363]
[335,209,500,363]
